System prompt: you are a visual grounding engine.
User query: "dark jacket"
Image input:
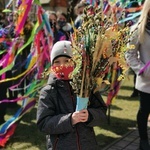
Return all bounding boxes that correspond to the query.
[37,73,107,150]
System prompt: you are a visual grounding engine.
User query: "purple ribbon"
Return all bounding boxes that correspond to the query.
[139,61,150,75]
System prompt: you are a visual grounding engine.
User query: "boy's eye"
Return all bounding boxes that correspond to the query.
[65,59,69,63]
[53,60,60,64]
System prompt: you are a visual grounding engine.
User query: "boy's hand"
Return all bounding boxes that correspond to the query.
[71,109,89,125]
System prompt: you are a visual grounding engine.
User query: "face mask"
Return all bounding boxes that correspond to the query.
[58,20,66,28]
[51,65,74,80]
[49,21,56,28]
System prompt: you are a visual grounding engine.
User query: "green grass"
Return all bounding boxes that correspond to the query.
[4,74,139,150]
[95,74,139,148]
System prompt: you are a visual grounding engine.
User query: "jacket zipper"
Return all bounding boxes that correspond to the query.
[53,137,59,150]
[75,127,81,150]
[67,82,81,150]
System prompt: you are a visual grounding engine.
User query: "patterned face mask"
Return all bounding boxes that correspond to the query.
[51,65,74,80]
[58,20,66,28]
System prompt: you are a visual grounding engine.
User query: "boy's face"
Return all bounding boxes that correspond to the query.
[78,7,84,15]
[49,14,57,24]
[52,56,74,80]
[53,56,73,67]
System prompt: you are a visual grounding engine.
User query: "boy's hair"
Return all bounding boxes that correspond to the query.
[50,40,72,64]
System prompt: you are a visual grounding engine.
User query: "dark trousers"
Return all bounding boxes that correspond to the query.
[133,73,139,94]
[137,91,150,140]
[0,82,8,124]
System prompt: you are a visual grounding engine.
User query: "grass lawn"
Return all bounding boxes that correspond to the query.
[95,74,139,148]
[4,74,139,150]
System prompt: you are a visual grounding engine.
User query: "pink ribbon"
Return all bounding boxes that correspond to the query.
[139,61,150,75]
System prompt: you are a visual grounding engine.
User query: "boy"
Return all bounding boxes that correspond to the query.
[37,40,107,150]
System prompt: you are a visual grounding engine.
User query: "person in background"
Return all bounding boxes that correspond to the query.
[46,10,66,43]
[74,1,88,29]
[6,12,21,108]
[18,17,34,96]
[125,0,140,98]
[57,12,72,40]
[0,11,9,124]
[36,40,107,150]
[125,0,150,149]
[0,76,8,125]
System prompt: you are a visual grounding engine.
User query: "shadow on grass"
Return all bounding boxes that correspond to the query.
[116,95,139,101]
[6,107,46,150]
[108,105,122,111]
[96,116,137,149]
[120,85,133,91]
[97,134,118,149]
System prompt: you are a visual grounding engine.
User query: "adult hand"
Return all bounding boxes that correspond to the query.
[71,109,89,125]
